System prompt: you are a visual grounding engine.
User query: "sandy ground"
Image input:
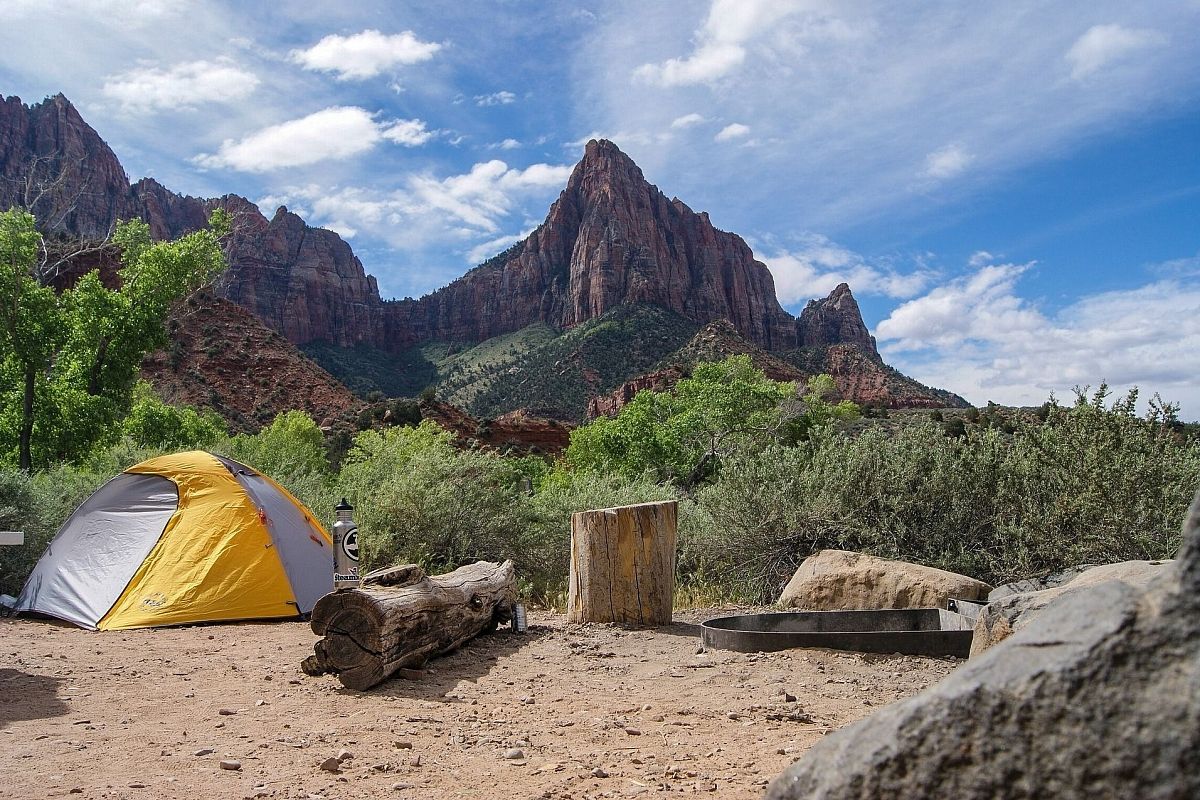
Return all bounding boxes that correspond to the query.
[0,609,957,800]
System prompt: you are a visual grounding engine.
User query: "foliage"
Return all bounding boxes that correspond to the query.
[0,467,39,595]
[461,305,700,420]
[121,382,226,450]
[0,208,227,469]
[688,387,1200,602]
[780,373,861,444]
[301,340,440,398]
[219,410,330,478]
[567,355,796,484]
[337,421,532,576]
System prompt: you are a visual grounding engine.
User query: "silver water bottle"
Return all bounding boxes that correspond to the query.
[332,498,360,590]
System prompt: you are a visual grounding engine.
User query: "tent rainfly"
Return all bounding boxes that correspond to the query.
[15,451,332,630]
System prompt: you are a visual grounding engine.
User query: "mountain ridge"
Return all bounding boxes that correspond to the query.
[0,92,964,416]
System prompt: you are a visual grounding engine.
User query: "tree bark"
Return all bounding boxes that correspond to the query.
[302,560,517,691]
[568,500,677,625]
[19,364,34,472]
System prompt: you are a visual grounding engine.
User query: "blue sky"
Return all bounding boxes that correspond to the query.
[2,1,1199,415]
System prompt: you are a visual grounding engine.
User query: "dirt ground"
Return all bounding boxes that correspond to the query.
[0,609,958,800]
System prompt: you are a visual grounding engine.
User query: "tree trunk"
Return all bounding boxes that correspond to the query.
[19,364,34,472]
[568,500,677,625]
[302,560,517,691]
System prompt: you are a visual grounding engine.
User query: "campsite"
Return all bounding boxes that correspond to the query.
[3,3,1200,798]
[2,436,1198,799]
[1,607,957,799]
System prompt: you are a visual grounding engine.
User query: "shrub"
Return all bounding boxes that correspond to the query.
[688,393,1200,603]
[217,410,329,481]
[0,468,39,596]
[523,467,681,598]
[121,383,226,450]
[338,422,530,578]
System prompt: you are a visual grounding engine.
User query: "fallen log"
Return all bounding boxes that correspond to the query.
[302,559,517,690]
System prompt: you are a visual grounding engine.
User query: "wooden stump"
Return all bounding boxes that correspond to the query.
[568,500,677,625]
[302,559,517,690]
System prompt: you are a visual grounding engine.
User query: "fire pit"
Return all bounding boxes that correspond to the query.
[700,608,974,658]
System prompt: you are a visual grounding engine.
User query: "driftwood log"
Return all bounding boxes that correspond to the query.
[302,559,517,690]
[568,500,677,625]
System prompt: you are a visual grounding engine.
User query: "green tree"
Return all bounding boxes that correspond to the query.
[219,410,330,480]
[0,210,62,471]
[0,209,227,469]
[567,355,795,485]
[121,382,226,450]
[780,373,861,444]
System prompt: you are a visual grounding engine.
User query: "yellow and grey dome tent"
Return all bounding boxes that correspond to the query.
[15,451,333,630]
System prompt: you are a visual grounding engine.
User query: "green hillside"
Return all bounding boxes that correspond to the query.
[303,305,699,419]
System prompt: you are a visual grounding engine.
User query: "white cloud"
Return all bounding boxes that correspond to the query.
[195,106,432,171]
[582,3,1198,233]
[877,262,1041,350]
[260,160,572,260]
[968,250,996,268]
[875,258,1200,415]
[715,122,750,141]
[290,29,441,80]
[475,90,517,106]
[465,230,531,264]
[490,138,522,150]
[634,0,802,86]
[382,118,434,146]
[101,59,259,113]
[923,144,973,180]
[1066,24,1163,80]
[761,233,934,305]
[671,113,706,129]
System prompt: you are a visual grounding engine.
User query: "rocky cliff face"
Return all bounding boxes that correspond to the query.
[0,94,139,238]
[0,98,808,354]
[797,282,878,356]
[1,94,957,415]
[388,139,799,350]
[0,94,388,349]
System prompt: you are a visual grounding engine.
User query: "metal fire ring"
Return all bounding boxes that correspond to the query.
[700,608,974,658]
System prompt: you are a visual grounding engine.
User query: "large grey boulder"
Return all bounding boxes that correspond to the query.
[970,559,1171,656]
[778,549,990,611]
[766,492,1200,800]
[987,564,1097,600]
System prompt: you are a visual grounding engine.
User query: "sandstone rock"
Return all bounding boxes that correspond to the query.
[418,399,570,454]
[766,493,1200,800]
[386,139,799,351]
[970,559,1171,656]
[797,283,878,357]
[0,93,139,238]
[778,550,990,611]
[0,95,968,419]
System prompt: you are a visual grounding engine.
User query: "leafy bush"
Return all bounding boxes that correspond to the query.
[337,422,531,578]
[688,390,1200,602]
[567,355,795,484]
[216,410,330,480]
[523,467,682,598]
[0,468,39,595]
[121,383,226,450]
